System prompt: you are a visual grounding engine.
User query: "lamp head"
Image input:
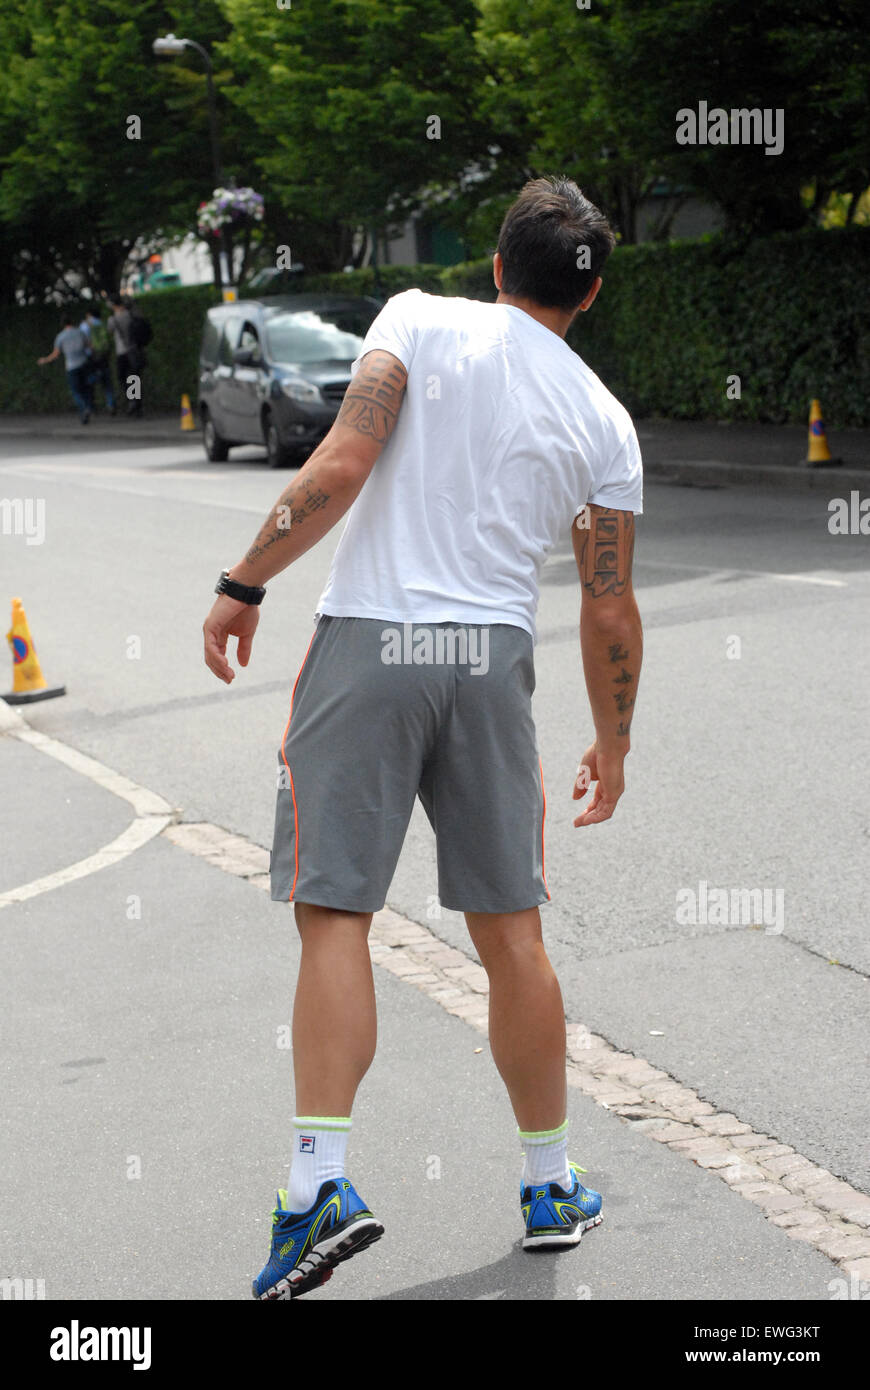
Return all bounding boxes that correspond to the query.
[152,33,188,56]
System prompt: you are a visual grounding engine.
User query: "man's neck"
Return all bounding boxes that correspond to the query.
[495,292,577,340]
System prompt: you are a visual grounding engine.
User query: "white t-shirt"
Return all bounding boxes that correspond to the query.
[315,289,643,642]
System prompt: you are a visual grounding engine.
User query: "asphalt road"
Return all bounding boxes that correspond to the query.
[1,429,867,1301]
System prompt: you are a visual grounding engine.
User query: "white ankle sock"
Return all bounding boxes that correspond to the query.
[518,1119,572,1190]
[286,1116,352,1212]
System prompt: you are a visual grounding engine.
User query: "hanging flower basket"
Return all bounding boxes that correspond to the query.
[197,187,265,239]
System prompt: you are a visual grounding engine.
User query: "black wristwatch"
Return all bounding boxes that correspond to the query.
[215,569,266,605]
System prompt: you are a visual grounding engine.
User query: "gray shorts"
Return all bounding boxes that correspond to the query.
[270,615,551,914]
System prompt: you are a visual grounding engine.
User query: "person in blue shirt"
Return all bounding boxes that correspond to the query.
[37,312,94,423]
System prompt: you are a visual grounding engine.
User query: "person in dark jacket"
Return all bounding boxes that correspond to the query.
[108,296,143,417]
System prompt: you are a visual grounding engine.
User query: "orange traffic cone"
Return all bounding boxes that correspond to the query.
[4,598,66,704]
[804,399,842,467]
[180,394,195,431]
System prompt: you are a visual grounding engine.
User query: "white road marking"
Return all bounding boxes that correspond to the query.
[0,446,261,477]
[0,453,274,513]
[0,448,200,471]
[0,466,270,514]
[635,558,848,587]
[12,725,174,818]
[0,814,173,909]
[0,698,25,734]
[769,571,846,587]
[4,465,219,481]
[0,708,177,909]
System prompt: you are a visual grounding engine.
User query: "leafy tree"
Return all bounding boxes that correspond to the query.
[219,0,493,269]
[474,0,870,242]
[1,0,867,305]
[606,0,870,237]
[473,0,658,245]
[0,0,248,300]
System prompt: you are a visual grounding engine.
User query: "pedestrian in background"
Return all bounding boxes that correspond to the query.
[80,307,116,415]
[37,311,93,423]
[126,299,153,417]
[107,296,142,418]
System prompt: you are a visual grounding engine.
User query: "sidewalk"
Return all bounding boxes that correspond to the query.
[637,418,870,491]
[1,411,868,489]
[0,411,200,447]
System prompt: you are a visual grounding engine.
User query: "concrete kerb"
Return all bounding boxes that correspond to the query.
[644,458,870,493]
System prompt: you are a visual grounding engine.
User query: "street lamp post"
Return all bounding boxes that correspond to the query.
[153,33,233,299]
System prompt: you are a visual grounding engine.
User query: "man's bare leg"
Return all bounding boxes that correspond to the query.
[465,906,567,1132]
[292,902,376,1115]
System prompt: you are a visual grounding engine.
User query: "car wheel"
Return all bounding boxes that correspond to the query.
[203,410,230,462]
[265,413,295,468]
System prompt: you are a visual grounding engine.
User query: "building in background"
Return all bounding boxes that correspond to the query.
[122,235,214,294]
[374,180,720,268]
[119,181,721,291]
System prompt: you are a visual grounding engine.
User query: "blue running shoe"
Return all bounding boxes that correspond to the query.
[252,1179,384,1300]
[520,1161,603,1249]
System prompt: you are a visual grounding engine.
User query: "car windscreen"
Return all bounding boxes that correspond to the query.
[264,307,376,365]
[200,315,222,366]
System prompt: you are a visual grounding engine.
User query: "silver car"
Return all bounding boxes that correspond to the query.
[198,294,382,467]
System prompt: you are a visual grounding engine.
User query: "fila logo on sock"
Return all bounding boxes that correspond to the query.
[299,1135,316,1153]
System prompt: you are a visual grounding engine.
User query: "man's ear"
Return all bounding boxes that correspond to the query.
[492,251,503,291]
[579,276,602,312]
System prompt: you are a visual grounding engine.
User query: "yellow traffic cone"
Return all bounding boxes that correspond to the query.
[4,598,66,705]
[805,399,841,467]
[180,394,195,431]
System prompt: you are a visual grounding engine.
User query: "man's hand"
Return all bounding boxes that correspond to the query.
[572,742,625,826]
[202,348,407,686]
[203,594,259,684]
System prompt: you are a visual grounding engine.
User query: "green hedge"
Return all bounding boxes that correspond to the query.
[0,303,79,413]
[295,263,447,299]
[563,227,870,425]
[3,228,868,423]
[439,229,870,426]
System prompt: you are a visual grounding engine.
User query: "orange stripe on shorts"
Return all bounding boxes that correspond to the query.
[539,757,551,900]
[280,628,318,902]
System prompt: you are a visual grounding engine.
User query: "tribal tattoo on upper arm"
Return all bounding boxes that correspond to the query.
[577,507,635,598]
[335,349,407,444]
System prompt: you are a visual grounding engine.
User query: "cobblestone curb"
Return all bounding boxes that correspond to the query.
[165,821,870,1285]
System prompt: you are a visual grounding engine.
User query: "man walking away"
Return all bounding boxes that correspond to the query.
[108,296,141,417]
[201,176,644,1299]
[125,300,152,418]
[37,312,93,423]
[80,308,116,415]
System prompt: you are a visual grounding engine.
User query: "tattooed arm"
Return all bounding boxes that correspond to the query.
[203,349,407,683]
[570,504,643,825]
[228,348,408,587]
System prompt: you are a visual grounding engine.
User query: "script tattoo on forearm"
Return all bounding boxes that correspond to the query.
[289,476,330,527]
[608,641,635,737]
[244,474,331,566]
[579,509,634,598]
[335,349,407,443]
